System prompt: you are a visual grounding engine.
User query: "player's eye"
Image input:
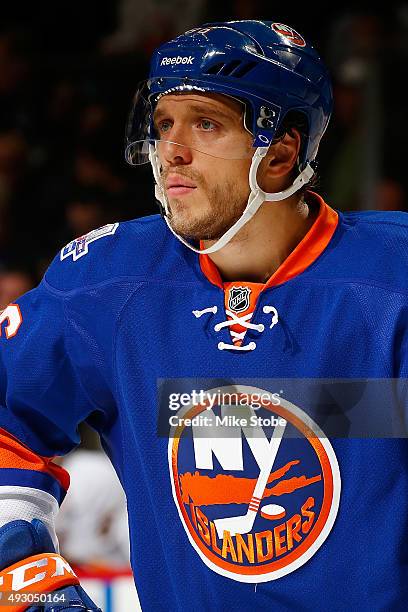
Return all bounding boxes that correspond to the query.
[156,120,172,134]
[198,119,216,131]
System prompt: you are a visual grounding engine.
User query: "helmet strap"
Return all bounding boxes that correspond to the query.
[149,143,314,255]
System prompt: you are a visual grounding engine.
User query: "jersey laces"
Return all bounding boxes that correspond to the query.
[192,304,279,351]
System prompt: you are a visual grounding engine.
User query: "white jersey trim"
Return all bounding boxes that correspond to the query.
[0,486,59,551]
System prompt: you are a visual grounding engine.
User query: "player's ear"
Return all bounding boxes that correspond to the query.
[257,128,301,190]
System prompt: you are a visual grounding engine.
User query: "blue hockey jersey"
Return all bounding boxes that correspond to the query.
[1,192,408,611]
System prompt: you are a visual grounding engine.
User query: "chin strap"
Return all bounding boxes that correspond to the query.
[149,144,315,255]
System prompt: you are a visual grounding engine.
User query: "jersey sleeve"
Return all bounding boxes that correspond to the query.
[0,278,102,506]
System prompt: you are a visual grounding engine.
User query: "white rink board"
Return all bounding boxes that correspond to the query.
[81,576,142,612]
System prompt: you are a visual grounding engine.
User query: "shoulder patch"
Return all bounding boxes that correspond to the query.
[60,223,119,262]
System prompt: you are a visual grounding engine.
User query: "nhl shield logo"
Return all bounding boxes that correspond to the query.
[228,286,251,313]
[168,385,341,583]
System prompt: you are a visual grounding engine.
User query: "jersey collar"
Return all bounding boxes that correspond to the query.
[199,192,339,289]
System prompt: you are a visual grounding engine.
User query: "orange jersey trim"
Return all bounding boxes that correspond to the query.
[0,428,69,492]
[264,192,338,289]
[200,250,223,289]
[0,553,79,612]
[199,192,338,289]
[0,304,23,339]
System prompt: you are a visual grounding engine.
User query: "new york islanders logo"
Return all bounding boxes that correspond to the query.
[168,385,341,582]
[271,23,306,47]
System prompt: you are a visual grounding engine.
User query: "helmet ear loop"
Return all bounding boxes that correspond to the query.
[255,132,315,203]
[248,146,269,199]
[257,126,314,200]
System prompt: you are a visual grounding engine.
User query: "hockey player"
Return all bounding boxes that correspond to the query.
[1,19,408,611]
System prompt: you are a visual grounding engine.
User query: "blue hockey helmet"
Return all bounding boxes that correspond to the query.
[126,20,332,169]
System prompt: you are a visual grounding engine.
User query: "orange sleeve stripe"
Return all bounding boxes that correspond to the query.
[0,428,69,492]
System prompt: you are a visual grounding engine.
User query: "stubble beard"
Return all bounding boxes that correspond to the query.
[163,171,249,241]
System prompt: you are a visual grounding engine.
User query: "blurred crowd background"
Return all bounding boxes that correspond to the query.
[1,3,408,303]
[1,0,408,579]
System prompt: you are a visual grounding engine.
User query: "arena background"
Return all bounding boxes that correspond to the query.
[1,3,407,610]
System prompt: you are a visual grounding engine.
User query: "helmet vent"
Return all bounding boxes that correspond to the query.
[205,62,225,74]
[205,60,257,78]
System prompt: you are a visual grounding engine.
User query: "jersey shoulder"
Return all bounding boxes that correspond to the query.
[323,209,408,291]
[44,215,194,293]
[341,209,408,250]
[342,208,408,228]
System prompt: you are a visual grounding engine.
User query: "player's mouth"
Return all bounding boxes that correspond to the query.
[166,175,197,196]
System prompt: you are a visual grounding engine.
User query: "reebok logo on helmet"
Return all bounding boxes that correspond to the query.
[160,55,194,66]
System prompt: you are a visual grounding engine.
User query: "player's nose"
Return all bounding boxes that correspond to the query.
[159,128,193,166]
[162,141,193,166]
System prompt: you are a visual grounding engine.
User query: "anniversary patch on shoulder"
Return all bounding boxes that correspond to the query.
[60,223,119,261]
